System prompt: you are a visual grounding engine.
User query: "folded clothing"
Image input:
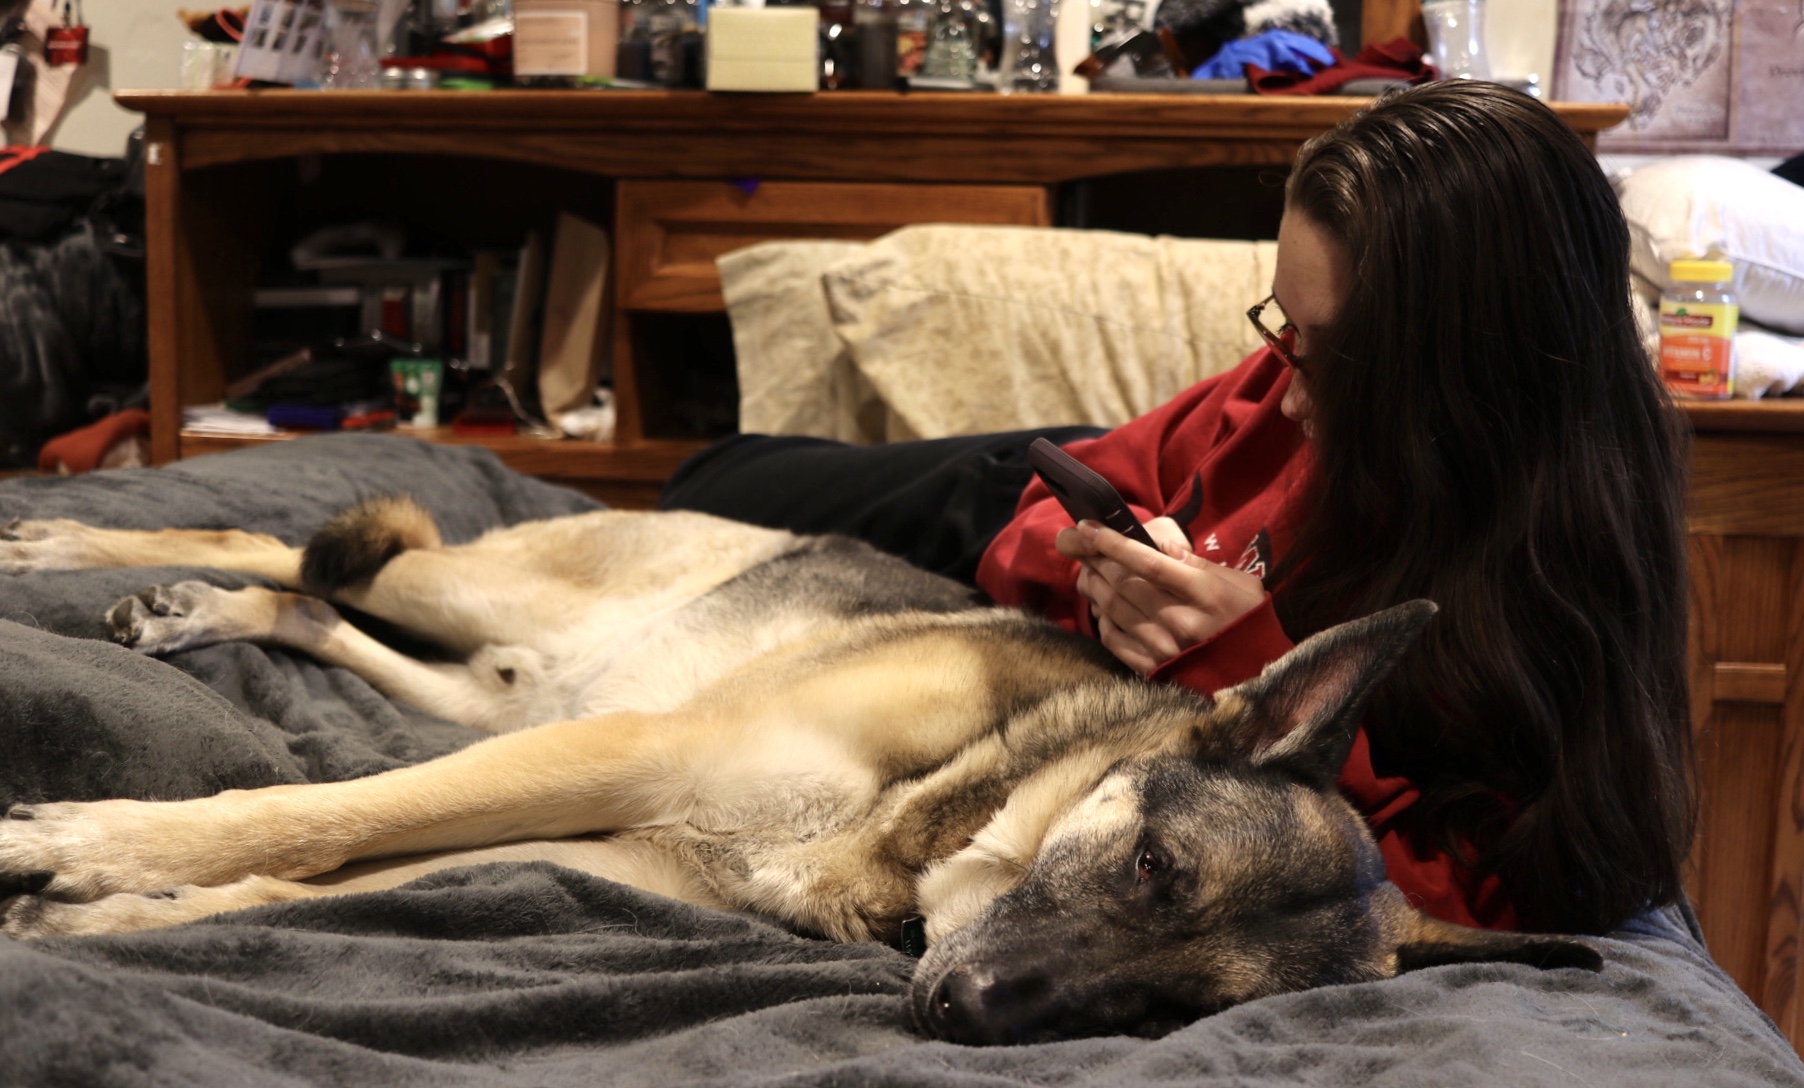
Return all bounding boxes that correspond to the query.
[1736,328,1804,400]
[1191,28,1334,80]
[1248,36,1435,95]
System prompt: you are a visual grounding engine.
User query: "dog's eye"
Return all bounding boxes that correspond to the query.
[1135,848,1163,883]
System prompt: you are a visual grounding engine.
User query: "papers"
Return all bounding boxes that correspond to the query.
[182,403,278,436]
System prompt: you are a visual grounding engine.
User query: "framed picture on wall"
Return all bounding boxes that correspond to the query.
[1551,0,1804,155]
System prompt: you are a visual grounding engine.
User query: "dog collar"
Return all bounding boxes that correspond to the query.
[899,914,927,958]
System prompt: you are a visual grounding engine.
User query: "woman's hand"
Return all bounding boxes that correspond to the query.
[1055,517,1267,676]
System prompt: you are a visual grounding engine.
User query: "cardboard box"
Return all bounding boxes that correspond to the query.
[705,7,819,93]
[515,0,620,79]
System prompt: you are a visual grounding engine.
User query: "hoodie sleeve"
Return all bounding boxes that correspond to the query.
[977,348,1294,643]
[977,367,1248,635]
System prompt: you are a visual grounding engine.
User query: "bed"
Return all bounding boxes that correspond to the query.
[1,433,1799,1087]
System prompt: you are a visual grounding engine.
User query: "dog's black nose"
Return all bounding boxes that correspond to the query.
[927,967,1053,1045]
[930,969,981,1039]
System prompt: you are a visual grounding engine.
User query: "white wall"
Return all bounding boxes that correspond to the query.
[49,0,189,156]
[1484,0,1558,84]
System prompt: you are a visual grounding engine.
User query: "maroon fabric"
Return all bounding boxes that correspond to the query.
[38,408,149,474]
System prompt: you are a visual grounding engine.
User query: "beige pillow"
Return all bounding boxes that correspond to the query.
[717,239,886,441]
[821,225,1277,438]
[718,226,1279,442]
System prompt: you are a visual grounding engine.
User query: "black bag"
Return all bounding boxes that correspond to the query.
[0,136,145,467]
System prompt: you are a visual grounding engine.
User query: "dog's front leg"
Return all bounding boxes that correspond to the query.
[0,709,693,906]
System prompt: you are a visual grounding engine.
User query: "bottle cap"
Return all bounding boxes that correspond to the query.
[1669,258,1734,283]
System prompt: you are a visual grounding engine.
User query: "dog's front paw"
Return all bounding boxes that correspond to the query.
[0,799,232,903]
[108,582,234,654]
[0,801,123,903]
[0,518,95,575]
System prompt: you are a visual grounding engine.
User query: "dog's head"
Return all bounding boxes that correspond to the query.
[911,600,1601,1045]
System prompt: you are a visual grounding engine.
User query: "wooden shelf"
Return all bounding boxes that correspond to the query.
[116,89,1632,184]
[1682,397,1804,434]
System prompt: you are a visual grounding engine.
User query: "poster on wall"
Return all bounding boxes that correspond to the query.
[1551,0,1804,155]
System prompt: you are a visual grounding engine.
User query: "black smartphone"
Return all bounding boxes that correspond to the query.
[1027,438,1159,550]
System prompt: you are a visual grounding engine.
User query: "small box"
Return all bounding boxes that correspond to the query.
[515,0,619,79]
[705,7,819,93]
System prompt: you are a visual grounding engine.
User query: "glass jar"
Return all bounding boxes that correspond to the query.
[1000,0,1058,92]
[1420,0,1489,80]
[318,0,385,90]
[919,0,978,79]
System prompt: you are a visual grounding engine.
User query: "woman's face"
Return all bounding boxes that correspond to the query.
[1271,211,1351,431]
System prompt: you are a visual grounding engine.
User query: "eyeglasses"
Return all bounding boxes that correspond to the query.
[1247,294,1308,374]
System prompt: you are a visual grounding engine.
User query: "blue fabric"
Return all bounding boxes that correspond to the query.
[1190,28,1336,80]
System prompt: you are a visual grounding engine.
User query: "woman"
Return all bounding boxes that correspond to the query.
[661,81,1694,937]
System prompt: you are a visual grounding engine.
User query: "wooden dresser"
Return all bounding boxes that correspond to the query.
[1682,399,1804,1046]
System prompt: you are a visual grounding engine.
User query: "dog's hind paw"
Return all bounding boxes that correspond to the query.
[5,876,323,937]
[108,582,234,654]
[4,886,189,937]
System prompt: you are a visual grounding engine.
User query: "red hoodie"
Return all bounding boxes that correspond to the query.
[977,347,1515,930]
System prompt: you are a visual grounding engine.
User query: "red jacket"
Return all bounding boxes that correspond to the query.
[977,347,1515,930]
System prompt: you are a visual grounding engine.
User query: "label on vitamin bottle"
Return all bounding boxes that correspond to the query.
[1659,300,1738,398]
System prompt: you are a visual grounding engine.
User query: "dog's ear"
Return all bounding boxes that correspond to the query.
[1373,884,1604,975]
[1214,600,1438,789]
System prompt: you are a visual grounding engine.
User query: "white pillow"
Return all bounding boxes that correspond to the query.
[1613,156,1804,335]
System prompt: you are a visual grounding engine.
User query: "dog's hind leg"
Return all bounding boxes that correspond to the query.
[307,501,799,655]
[108,580,529,730]
[1,518,303,583]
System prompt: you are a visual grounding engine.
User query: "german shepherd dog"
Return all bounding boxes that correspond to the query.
[0,501,1599,1044]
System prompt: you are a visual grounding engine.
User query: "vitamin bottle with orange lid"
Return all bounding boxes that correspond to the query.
[1658,258,1738,400]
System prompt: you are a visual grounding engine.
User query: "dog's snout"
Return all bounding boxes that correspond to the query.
[925,966,1054,1045]
[929,969,980,1038]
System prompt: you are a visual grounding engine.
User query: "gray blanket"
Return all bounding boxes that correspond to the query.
[1,433,1799,1087]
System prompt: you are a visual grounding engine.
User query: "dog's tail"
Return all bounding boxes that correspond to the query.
[301,495,442,593]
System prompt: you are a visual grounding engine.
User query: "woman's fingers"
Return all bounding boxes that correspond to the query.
[1143,516,1193,558]
[1079,522,1266,647]
[1076,558,1183,662]
[1096,613,1162,677]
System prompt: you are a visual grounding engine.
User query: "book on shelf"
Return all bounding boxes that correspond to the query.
[238,214,617,441]
[536,212,614,420]
[497,229,551,427]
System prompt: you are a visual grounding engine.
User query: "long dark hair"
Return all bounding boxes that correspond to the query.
[1273,81,1694,934]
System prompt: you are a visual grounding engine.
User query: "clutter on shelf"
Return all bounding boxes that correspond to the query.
[212,208,621,443]
[196,0,1539,97]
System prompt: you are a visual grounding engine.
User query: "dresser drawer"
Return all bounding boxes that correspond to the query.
[615,179,1052,313]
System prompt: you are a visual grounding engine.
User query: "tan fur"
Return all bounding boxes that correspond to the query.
[0,507,1150,941]
[0,505,1598,1041]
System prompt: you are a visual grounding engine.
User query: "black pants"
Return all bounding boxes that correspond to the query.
[658,427,1107,585]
